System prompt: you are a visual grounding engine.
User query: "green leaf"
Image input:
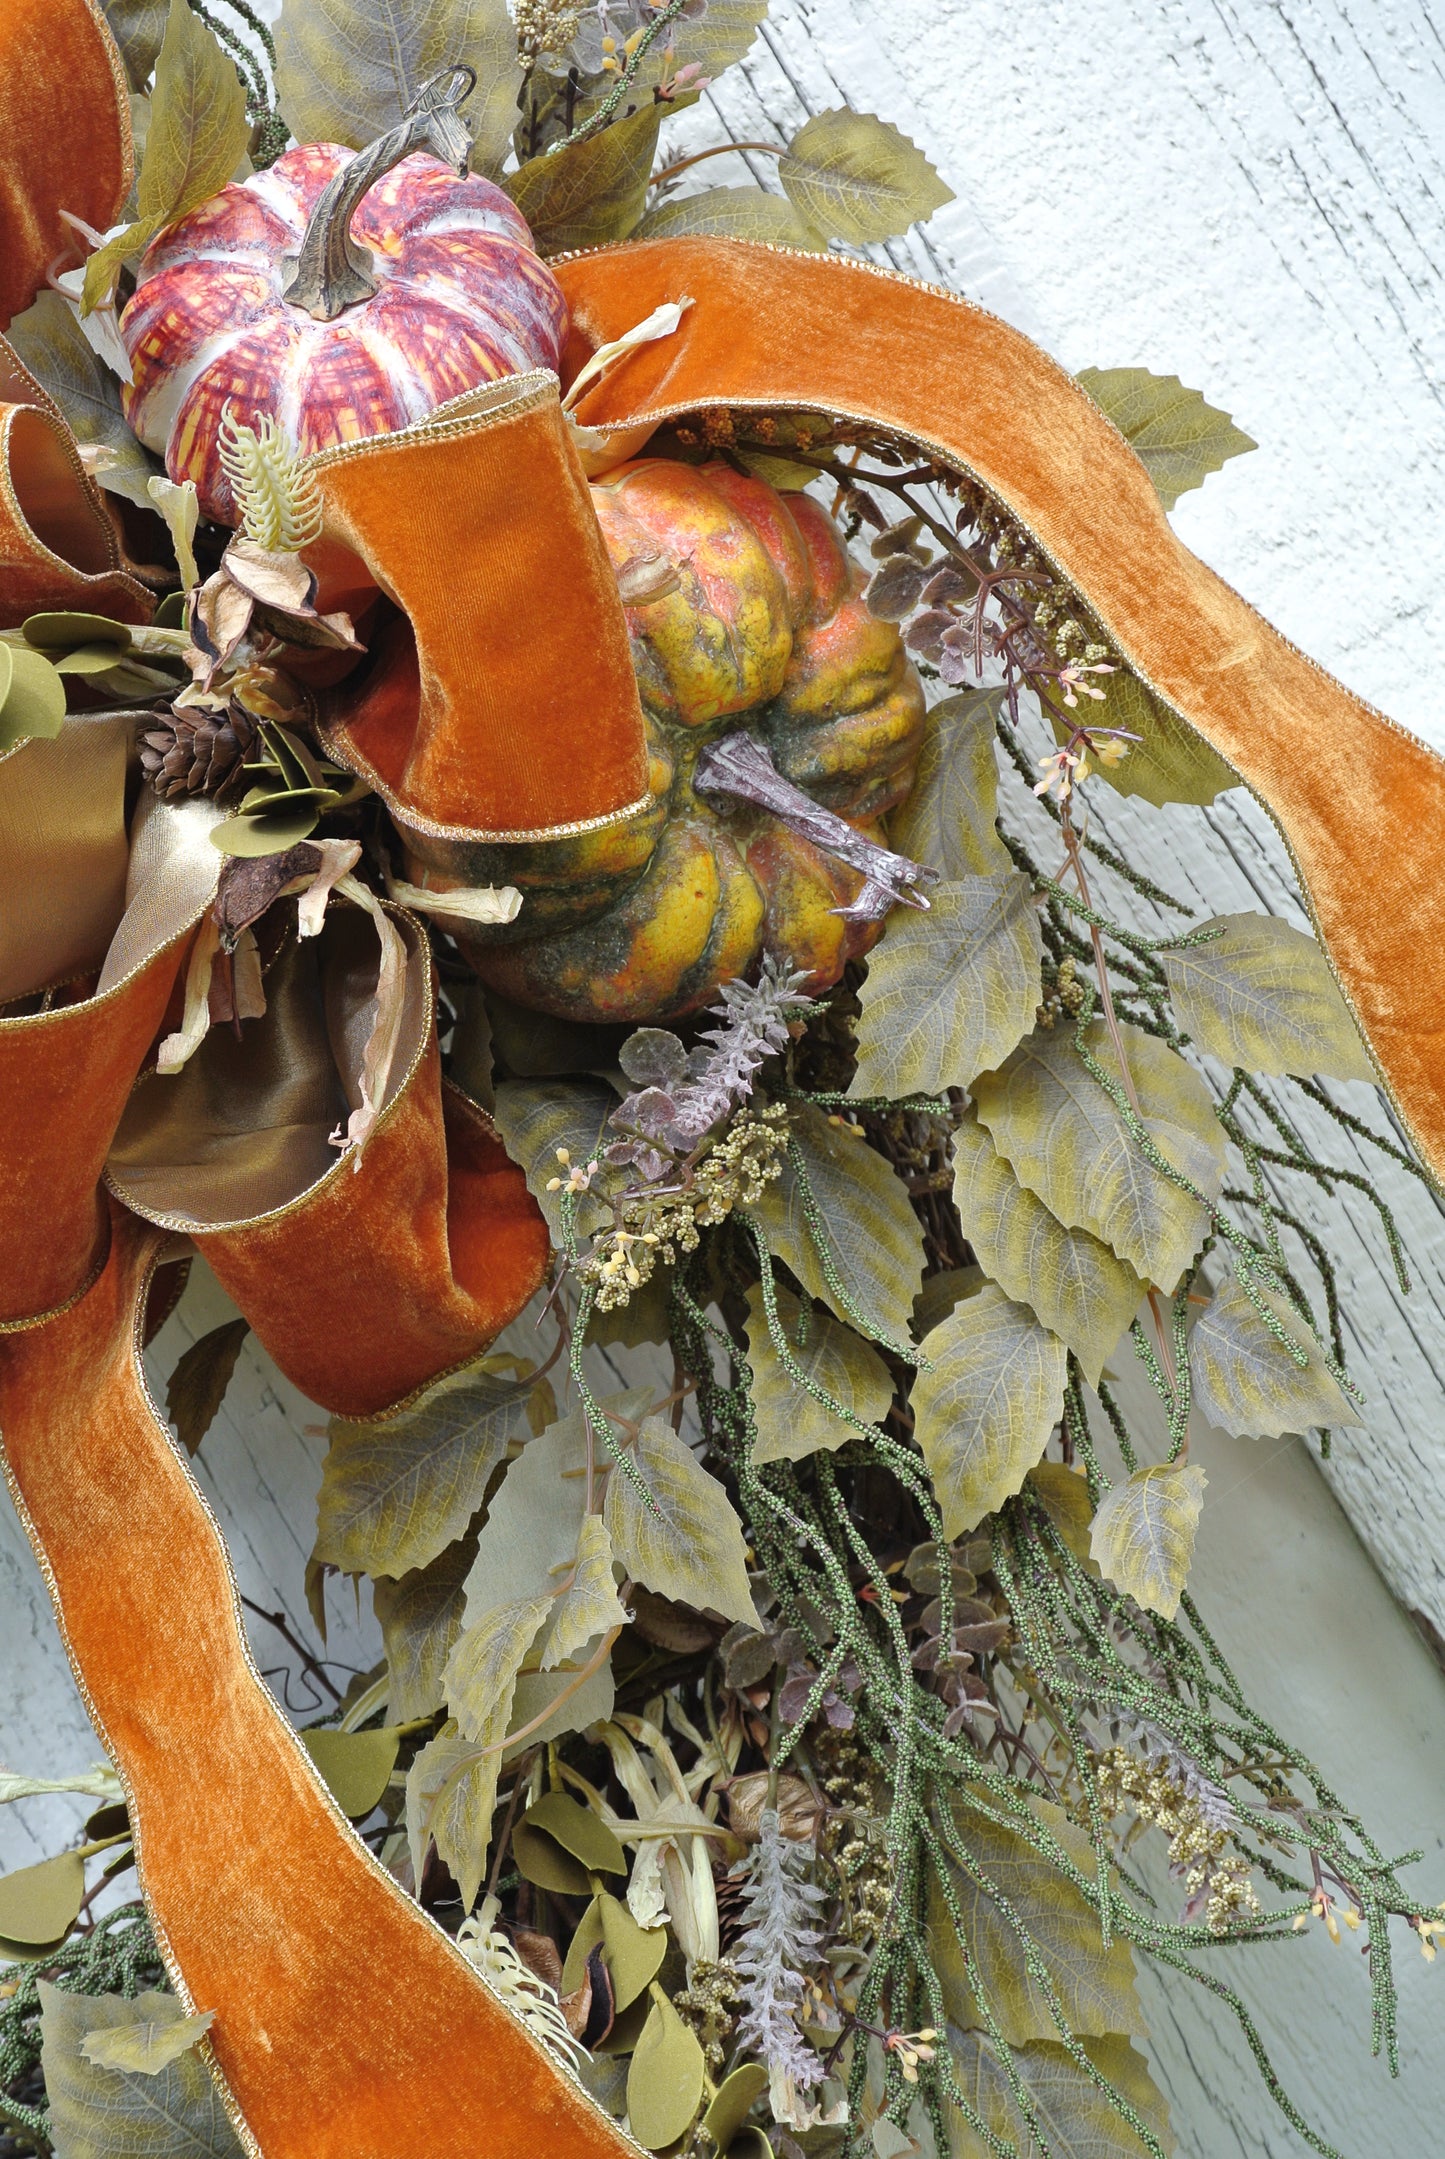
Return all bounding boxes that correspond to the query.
[1089,1462,1207,1618]
[1076,366,1256,512]
[138,0,248,227]
[1059,665,1236,809]
[508,103,662,256]
[80,213,166,315]
[300,1724,401,1817]
[703,2064,770,2150]
[561,1889,666,2006]
[275,0,520,170]
[886,689,1011,880]
[491,1076,617,1242]
[604,1414,755,1626]
[932,1791,1147,2047]
[443,1591,552,1742]
[102,0,171,90]
[649,0,767,81]
[5,292,161,508]
[627,1989,707,2150]
[0,644,67,751]
[540,1513,630,1669]
[911,1285,1066,1539]
[1160,912,1374,1084]
[849,874,1043,1098]
[1189,1275,1362,1440]
[515,1794,627,1897]
[951,1110,1144,1388]
[373,1533,476,1720]
[461,1394,608,1615]
[634,185,826,250]
[913,1265,984,1341]
[1025,1461,1098,1573]
[0,1851,85,1949]
[404,1720,499,1912]
[39,1984,243,2157]
[945,2028,1173,2159]
[752,1102,925,1345]
[972,1021,1226,1289]
[80,2009,214,2076]
[743,1281,893,1463]
[164,1317,248,1457]
[314,1368,525,1579]
[778,109,953,243]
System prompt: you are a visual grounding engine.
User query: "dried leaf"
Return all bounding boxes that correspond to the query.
[1076,366,1256,512]
[373,1533,476,1720]
[627,1989,707,2149]
[5,292,160,507]
[300,1724,401,1817]
[946,2028,1173,2159]
[911,1285,1067,1538]
[1189,1275,1362,1440]
[744,1282,893,1463]
[39,1984,243,2158]
[1160,912,1374,1084]
[164,1317,249,1456]
[886,689,1010,880]
[849,874,1043,1098]
[275,0,520,170]
[752,1102,924,1345]
[1089,1463,1207,1619]
[80,2009,214,2076]
[972,1021,1226,1289]
[778,109,953,242]
[634,185,827,249]
[492,1077,617,1241]
[313,1368,525,1578]
[138,0,249,228]
[540,1514,630,1670]
[509,103,661,255]
[951,1110,1144,1387]
[726,1773,820,1843]
[1059,666,1236,809]
[604,1415,755,1626]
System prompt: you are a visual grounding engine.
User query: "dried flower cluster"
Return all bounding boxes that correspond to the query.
[1095,1744,1261,1934]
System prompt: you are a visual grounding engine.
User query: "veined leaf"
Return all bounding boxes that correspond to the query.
[1057,665,1236,809]
[80,213,165,315]
[1090,1463,1206,1618]
[1076,365,1256,512]
[886,689,1011,880]
[314,1368,525,1579]
[80,2009,214,2076]
[951,1110,1144,1387]
[604,1415,755,1626]
[946,2027,1173,2159]
[373,1533,476,1720]
[492,1076,616,1242]
[40,1984,243,2157]
[138,0,248,226]
[850,874,1043,1099]
[461,1394,613,1616]
[540,1514,629,1669]
[5,292,160,507]
[634,185,827,250]
[405,1720,502,1913]
[275,0,520,170]
[165,1317,249,1456]
[778,109,953,243]
[752,1103,924,1346]
[971,1021,1225,1289]
[1189,1275,1362,1440]
[102,0,170,90]
[744,1281,894,1464]
[443,1592,552,1742]
[911,1285,1067,1538]
[647,0,766,81]
[1160,911,1374,1084]
[508,103,661,256]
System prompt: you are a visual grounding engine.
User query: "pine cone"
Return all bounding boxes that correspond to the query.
[140,703,257,802]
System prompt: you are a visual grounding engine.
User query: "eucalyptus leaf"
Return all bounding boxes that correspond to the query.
[373,1533,476,1720]
[275,0,520,171]
[971,1021,1226,1289]
[778,109,953,243]
[951,1110,1144,1388]
[752,1102,924,1346]
[1160,912,1375,1084]
[1057,666,1236,809]
[946,2027,1173,2159]
[314,1368,526,1578]
[604,1414,755,1626]
[39,1983,243,2158]
[1189,1275,1362,1440]
[1089,1462,1207,1619]
[1076,366,1256,512]
[22,612,132,652]
[0,1851,85,1948]
[300,1724,401,1817]
[634,185,827,250]
[886,690,1010,879]
[139,0,249,228]
[627,1989,707,2149]
[541,1513,630,1669]
[849,873,1043,1098]
[910,1285,1067,1538]
[492,1077,617,1241]
[509,103,661,255]
[744,1281,893,1463]
[0,645,66,751]
[5,292,160,506]
[165,1317,249,1457]
[80,2009,214,2076]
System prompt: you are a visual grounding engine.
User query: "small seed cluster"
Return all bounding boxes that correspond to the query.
[814,1727,894,1946]
[1095,1746,1260,1935]
[1035,953,1087,1032]
[582,1106,790,1309]
[672,1956,744,2081]
[514,0,580,64]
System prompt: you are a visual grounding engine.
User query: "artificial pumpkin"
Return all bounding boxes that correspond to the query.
[405,457,929,1024]
[120,72,567,526]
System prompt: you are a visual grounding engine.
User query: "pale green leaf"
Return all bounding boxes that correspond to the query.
[1160,912,1374,1084]
[508,103,661,255]
[461,1393,623,1617]
[1076,366,1256,512]
[275,0,520,170]
[373,1533,476,1720]
[300,1724,401,1817]
[506,1653,615,1755]
[913,1265,984,1340]
[945,2029,1173,2159]
[138,0,248,225]
[605,1415,755,1626]
[80,213,165,316]
[646,0,766,81]
[314,1369,525,1578]
[744,1280,893,1463]
[405,1720,502,1913]
[911,1285,1067,1538]
[752,1103,924,1345]
[850,874,1043,1098]
[0,1764,122,1809]
[886,689,1011,879]
[0,646,67,751]
[972,1021,1226,1288]
[443,1592,552,1741]
[1089,1462,1207,1618]
[102,0,170,90]
[0,1852,85,1949]
[778,109,953,243]
[931,1792,1147,2047]
[492,1076,616,1241]
[1057,666,1236,809]
[628,1990,707,2150]
[541,1514,629,1669]
[1189,1275,1362,1439]
[634,185,827,250]
[39,1984,243,2158]
[81,2010,214,2076]
[951,1110,1144,1387]
[5,292,161,508]
[1025,1461,1098,1573]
